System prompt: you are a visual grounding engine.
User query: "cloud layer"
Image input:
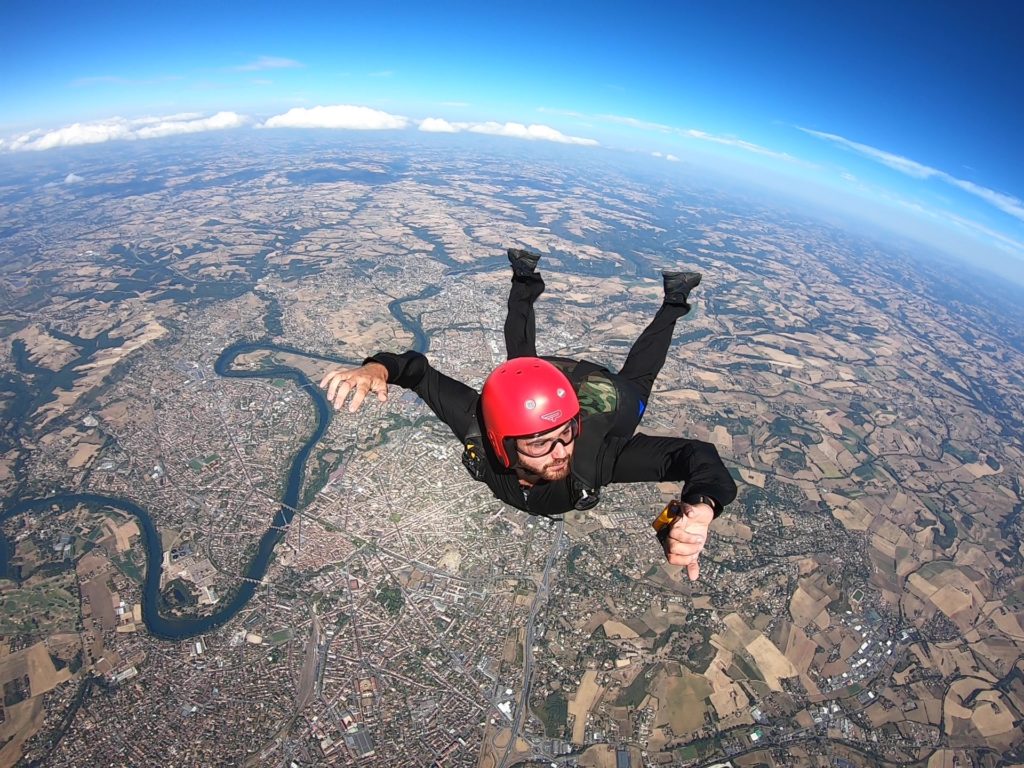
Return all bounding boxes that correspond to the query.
[540,107,798,160]
[3,107,600,151]
[418,117,598,146]
[4,112,248,152]
[262,105,409,130]
[799,127,1024,223]
[682,128,797,161]
[419,117,459,133]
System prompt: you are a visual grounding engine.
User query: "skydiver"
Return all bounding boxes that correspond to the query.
[320,249,737,580]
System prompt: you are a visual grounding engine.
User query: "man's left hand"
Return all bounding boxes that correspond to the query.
[663,503,714,581]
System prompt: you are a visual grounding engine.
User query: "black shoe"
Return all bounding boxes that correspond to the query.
[508,248,541,278]
[662,270,702,305]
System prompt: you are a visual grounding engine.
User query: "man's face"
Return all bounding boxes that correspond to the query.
[514,420,577,481]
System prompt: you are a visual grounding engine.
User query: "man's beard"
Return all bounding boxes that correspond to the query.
[540,458,571,481]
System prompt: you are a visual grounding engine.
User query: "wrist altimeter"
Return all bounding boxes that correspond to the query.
[681,492,723,517]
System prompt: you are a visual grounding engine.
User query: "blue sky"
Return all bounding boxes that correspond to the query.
[3,1,1023,282]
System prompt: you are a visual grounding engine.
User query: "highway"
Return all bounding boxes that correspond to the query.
[498,519,566,768]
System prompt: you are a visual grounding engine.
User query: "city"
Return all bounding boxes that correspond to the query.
[1,139,1022,767]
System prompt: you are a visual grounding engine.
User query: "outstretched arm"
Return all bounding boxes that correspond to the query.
[320,351,479,442]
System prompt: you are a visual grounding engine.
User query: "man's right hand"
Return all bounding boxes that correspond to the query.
[662,503,714,581]
[319,362,389,412]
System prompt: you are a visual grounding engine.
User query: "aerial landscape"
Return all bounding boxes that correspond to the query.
[2,3,1023,767]
[1,134,1021,767]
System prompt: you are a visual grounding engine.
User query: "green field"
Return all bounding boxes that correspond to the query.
[266,628,293,646]
[732,652,765,683]
[674,736,720,762]
[617,663,659,708]
[676,745,699,760]
[852,463,876,481]
[0,582,79,636]
[683,636,717,674]
[534,691,567,737]
[941,439,978,464]
[112,553,144,583]
[375,583,404,615]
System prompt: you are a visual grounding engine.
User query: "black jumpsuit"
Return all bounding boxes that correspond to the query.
[367,271,737,517]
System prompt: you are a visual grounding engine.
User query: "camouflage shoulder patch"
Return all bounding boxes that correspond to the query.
[576,373,618,415]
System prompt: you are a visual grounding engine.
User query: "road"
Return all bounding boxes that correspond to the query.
[498,519,566,768]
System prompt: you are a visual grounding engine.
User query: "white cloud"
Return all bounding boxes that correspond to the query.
[419,117,459,133]
[233,56,303,71]
[949,177,1024,222]
[944,211,1024,256]
[466,121,598,146]
[881,188,1024,258]
[132,112,205,124]
[135,111,248,139]
[601,113,674,133]
[415,117,598,146]
[798,127,935,177]
[798,127,1024,223]
[4,112,249,152]
[683,129,797,162]
[665,154,680,162]
[537,107,593,122]
[64,173,83,184]
[11,121,134,151]
[262,105,408,130]
[543,108,803,162]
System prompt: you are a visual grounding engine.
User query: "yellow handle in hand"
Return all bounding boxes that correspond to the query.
[652,499,682,534]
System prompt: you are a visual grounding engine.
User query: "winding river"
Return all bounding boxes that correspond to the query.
[2,342,342,639]
[0,282,442,639]
[1,239,646,640]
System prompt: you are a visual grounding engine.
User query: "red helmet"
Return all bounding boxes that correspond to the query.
[480,357,580,468]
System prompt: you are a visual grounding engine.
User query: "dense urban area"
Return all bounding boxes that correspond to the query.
[1,137,1022,767]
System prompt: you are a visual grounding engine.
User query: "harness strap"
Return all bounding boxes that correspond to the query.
[461,416,487,481]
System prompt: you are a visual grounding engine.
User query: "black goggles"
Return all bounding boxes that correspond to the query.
[513,416,581,458]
